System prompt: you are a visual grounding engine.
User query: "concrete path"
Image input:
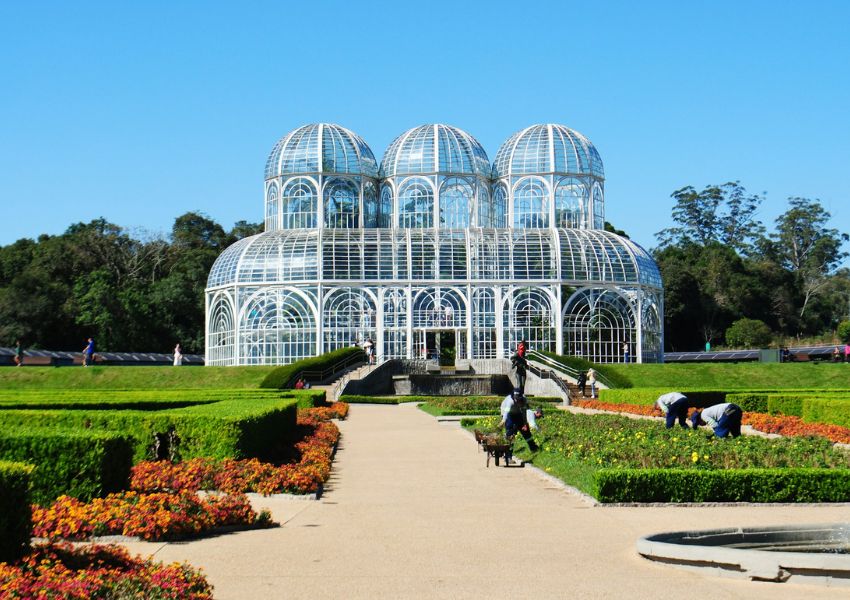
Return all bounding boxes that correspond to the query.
[119,403,849,599]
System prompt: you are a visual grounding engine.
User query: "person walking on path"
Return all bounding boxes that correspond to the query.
[364,338,375,365]
[587,368,598,399]
[845,343,850,363]
[622,342,630,363]
[82,337,95,367]
[173,343,183,366]
[14,340,23,367]
[691,403,744,438]
[653,392,695,429]
[576,369,587,398]
[511,350,528,394]
[499,389,539,461]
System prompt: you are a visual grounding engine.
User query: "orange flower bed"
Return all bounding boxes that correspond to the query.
[130,407,342,496]
[32,491,262,542]
[0,542,212,599]
[572,399,656,416]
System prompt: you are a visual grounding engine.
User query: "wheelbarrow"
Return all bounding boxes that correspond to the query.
[480,433,514,468]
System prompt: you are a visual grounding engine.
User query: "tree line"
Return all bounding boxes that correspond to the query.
[653,182,849,350]
[0,214,260,355]
[2,183,847,355]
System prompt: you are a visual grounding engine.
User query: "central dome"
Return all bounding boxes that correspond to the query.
[493,124,604,179]
[380,124,490,177]
[264,123,378,180]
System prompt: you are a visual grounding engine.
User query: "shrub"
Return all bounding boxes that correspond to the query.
[804,399,850,429]
[595,468,850,503]
[838,320,850,344]
[725,318,773,349]
[600,388,727,407]
[0,429,133,505]
[0,461,32,563]
[539,352,632,388]
[260,347,365,389]
[0,395,299,462]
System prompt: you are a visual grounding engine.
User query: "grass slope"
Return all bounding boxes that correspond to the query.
[0,366,276,390]
[605,362,850,389]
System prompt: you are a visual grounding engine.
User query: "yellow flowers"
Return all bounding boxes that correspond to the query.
[691,451,699,463]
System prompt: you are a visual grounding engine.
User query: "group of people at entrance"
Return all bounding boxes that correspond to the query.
[654,391,744,438]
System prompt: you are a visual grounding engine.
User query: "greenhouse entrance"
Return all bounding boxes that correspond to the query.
[415,330,464,366]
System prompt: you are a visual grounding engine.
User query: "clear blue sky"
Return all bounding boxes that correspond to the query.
[2,0,849,252]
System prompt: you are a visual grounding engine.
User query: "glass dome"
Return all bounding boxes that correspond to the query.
[264,123,378,180]
[380,124,490,177]
[493,124,604,179]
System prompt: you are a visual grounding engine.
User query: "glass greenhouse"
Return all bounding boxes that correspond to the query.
[206,123,663,365]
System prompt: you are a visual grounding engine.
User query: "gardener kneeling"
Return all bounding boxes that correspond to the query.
[653,391,696,429]
[690,403,743,438]
[499,389,539,463]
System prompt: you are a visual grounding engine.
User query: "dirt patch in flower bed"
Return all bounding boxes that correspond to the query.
[0,542,213,599]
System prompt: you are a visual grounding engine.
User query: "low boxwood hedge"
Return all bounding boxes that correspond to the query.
[260,347,365,389]
[0,395,299,462]
[0,429,133,505]
[0,461,32,563]
[599,388,729,408]
[338,395,421,404]
[594,468,850,503]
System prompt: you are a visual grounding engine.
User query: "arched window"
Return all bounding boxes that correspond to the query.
[323,288,376,352]
[503,287,555,354]
[555,178,585,229]
[412,288,466,328]
[398,178,434,228]
[439,177,472,229]
[240,289,316,364]
[379,185,393,228]
[363,181,378,228]
[324,178,359,229]
[383,288,407,359]
[265,183,279,231]
[208,295,235,365]
[592,183,604,229]
[492,184,507,228]
[563,288,635,363]
[477,184,491,228]
[281,178,317,229]
[513,178,549,229]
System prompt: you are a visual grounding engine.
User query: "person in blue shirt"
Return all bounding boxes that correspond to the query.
[82,337,95,367]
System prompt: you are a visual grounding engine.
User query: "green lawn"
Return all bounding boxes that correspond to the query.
[0,366,276,390]
[605,362,850,389]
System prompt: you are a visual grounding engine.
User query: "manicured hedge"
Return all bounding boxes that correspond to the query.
[0,461,32,563]
[599,388,729,408]
[0,429,133,505]
[539,352,633,389]
[260,347,366,389]
[0,388,287,411]
[723,393,850,427]
[594,468,850,503]
[0,395,299,462]
[419,396,561,416]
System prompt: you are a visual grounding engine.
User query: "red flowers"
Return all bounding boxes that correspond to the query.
[32,491,264,542]
[0,542,213,599]
[130,408,341,496]
[574,399,850,444]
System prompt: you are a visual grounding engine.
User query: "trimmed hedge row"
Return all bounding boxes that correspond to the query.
[0,461,32,563]
[260,347,366,389]
[0,395,301,462]
[539,352,633,389]
[338,395,421,404]
[0,388,288,411]
[598,388,729,408]
[0,429,133,505]
[594,468,850,503]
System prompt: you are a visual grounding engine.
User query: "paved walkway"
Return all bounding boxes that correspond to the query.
[120,404,849,599]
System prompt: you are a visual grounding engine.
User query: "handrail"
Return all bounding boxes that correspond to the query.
[333,355,387,400]
[526,350,616,390]
[295,351,367,386]
[524,359,573,400]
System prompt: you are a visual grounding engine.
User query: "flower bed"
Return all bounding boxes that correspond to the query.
[573,399,850,444]
[32,491,267,541]
[467,412,850,502]
[130,407,342,496]
[0,542,212,599]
